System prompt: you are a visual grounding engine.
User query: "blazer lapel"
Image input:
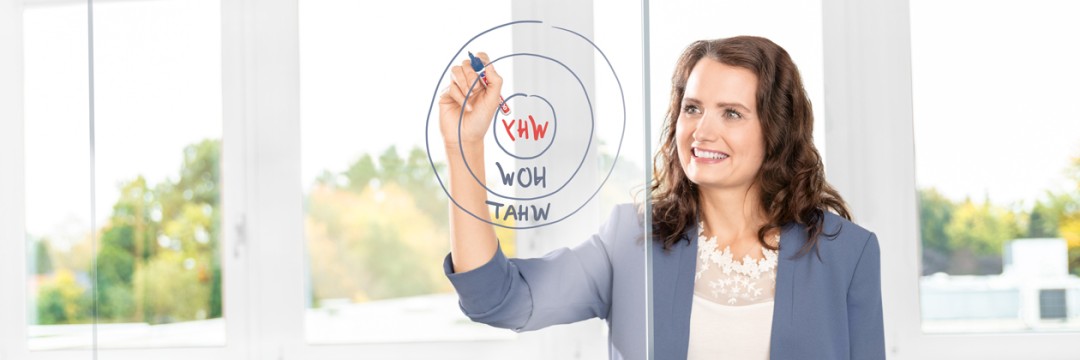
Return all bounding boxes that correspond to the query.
[652,223,699,360]
[769,222,806,357]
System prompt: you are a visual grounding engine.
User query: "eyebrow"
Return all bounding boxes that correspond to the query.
[683,97,752,113]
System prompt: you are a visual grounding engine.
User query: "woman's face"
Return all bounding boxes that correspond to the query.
[675,58,765,191]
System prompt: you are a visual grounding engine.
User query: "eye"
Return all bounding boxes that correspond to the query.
[723,108,743,119]
[682,104,702,115]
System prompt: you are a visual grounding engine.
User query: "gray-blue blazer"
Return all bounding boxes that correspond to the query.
[443,204,885,359]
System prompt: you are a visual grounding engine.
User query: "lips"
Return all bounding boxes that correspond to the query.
[692,147,729,160]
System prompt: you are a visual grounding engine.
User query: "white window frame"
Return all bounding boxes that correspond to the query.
[1,0,28,358]
[822,0,1080,359]
[1,0,249,359]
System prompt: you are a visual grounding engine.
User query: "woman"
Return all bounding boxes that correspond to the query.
[438,36,884,360]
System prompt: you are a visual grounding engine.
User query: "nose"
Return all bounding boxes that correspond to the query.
[692,113,720,142]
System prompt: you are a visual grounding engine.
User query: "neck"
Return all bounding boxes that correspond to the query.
[697,183,767,243]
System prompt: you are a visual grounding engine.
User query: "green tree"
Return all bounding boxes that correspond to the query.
[95,242,135,320]
[133,251,213,323]
[31,238,54,275]
[304,144,516,307]
[344,154,377,193]
[1028,191,1076,238]
[84,139,221,325]
[340,146,447,222]
[36,269,91,324]
[918,188,954,275]
[152,139,221,322]
[306,182,449,303]
[944,197,1022,275]
[95,176,158,322]
[378,146,405,184]
[919,188,954,252]
[1061,156,1080,275]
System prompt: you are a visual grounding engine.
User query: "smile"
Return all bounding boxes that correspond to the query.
[692,148,729,160]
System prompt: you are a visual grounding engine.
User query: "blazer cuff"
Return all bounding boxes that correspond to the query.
[443,241,512,314]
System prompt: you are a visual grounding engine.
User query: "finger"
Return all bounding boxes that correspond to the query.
[445,81,468,111]
[458,59,484,111]
[449,65,473,111]
[475,52,501,87]
[474,53,502,107]
[438,83,465,107]
[438,85,456,105]
[460,59,483,106]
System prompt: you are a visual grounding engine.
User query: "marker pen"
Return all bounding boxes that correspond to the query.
[468,51,511,116]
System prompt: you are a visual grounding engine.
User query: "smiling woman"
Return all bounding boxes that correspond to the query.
[443,35,884,360]
[653,37,849,258]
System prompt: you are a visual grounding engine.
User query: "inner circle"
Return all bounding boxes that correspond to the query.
[492,93,558,160]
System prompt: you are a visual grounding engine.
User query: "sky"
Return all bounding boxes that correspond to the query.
[23,0,221,247]
[910,0,1080,207]
[20,0,1080,248]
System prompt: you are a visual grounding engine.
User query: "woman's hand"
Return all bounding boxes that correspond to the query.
[438,52,503,148]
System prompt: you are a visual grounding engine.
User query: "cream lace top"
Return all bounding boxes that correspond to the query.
[687,222,780,360]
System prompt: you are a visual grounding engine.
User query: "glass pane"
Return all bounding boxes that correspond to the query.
[300,0,646,355]
[912,0,1080,333]
[23,1,94,351]
[91,0,225,348]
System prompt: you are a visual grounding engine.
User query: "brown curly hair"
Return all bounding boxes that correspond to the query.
[650,36,850,259]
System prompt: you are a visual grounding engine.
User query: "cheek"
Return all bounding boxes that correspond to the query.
[744,133,767,170]
[674,122,689,154]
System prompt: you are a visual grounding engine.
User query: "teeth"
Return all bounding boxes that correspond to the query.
[694,148,729,159]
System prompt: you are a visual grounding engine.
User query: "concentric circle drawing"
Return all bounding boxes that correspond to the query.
[425,20,626,229]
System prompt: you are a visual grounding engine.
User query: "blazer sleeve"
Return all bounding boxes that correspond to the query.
[847,232,886,359]
[442,206,623,332]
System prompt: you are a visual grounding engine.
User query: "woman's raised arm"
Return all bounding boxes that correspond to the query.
[437,51,503,273]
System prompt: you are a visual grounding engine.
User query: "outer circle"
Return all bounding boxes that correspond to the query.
[424,20,627,229]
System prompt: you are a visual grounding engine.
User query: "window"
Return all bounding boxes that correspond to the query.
[817,0,1080,355]
[911,0,1080,333]
[23,0,226,351]
[22,1,94,351]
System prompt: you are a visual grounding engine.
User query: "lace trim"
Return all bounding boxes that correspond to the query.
[693,223,780,305]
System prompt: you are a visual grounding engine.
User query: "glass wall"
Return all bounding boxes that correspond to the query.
[298,1,647,356]
[911,0,1080,333]
[297,0,517,344]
